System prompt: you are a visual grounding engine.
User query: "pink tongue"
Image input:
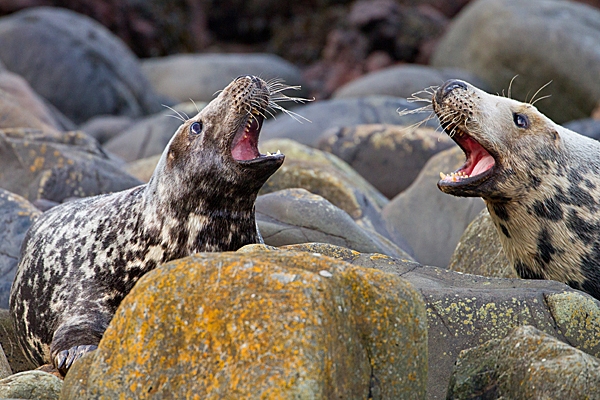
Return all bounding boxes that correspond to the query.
[231,137,258,161]
[471,154,495,176]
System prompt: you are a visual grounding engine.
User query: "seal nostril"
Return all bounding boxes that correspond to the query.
[441,80,467,97]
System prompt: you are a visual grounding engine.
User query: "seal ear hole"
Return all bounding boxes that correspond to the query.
[513,113,530,129]
[190,121,203,135]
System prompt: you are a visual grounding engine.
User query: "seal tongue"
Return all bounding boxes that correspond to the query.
[232,115,261,161]
[469,144,495,176]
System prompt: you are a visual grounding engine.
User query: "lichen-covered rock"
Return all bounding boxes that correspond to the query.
[382,146,485,267]
[318,124,454,198]
[448,208,516,278]
[62,249,428,399]
[0,7,165,124]
[0,128,141,202]
[256,189,413,259]
[0,189,40,308]
[285,243,600,400]
[0,370,62,399]
[447,325,600,399]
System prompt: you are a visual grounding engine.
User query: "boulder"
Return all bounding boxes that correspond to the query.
[0,189,41,308]
[448,208,516,278]
[0,370,62,399]
[318,124,454,198]
[332,64,488,100]
[565,118,600,141]
[256,189,412,259]
[0,7,165,124]
[431,0,600,124]
[382,146,485,267]
[62,249,428,399]
[0,309,35,373]
[261,96,436,147]
[447,325,600,399]
[0,128,141,202]
[141,53,307,103]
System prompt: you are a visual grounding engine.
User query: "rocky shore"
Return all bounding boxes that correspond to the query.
[0,0,599,399]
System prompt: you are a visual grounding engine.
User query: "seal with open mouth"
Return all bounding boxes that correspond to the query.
[433,79,600,300]
[10,75,297,375]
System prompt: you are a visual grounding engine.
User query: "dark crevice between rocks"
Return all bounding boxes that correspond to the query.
[541,292,577,349]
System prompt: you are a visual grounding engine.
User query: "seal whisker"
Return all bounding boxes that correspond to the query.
[529,80,553,105]
[161,104,186,122]
[530,94,552,106]
[508,75,518,99]
[190,98,201,113]
[269,102,311,123]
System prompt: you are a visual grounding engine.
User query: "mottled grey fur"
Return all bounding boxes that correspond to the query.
[434,80,600,300]
[10,76,284,373]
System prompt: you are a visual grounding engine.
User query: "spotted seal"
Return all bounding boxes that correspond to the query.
[432,79,600,300]
[10,75,296,374]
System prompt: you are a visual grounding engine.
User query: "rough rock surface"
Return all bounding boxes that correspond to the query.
[318,124,454,198]
[0,309,35,373]
[0,189,41,308]
[141,53,307,103]
[447,325,600,399]
[0,7,165,124]
[448,208,516,278]
[61,249,428,399]
[0,128,141,202]
[256,189,412,259]
[261,96,436,147]
[382,146,485,267]
[431,0,600,124]
[0,370,62,399]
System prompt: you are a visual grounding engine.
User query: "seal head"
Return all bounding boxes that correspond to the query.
[10,75,287,374]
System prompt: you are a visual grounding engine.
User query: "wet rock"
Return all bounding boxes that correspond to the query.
[141,53,307,103]
[332,64,488,100]
[0,370,62,399]
[261,96,435,147]
[292,243,600,400]
[447,325,600,399]
[62,249,428,399]
[431,0,600,124]
[382,146,485,267]
[104,101,203,162]
[256,189,412,259]
[0,7,165,124]
[0,128,141,202]
[0,189,41,308]
[318,124,454,198]
[448,208,516,278]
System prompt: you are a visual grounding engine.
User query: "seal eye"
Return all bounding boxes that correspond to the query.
[190,121,203,135]
[513,113,529,129]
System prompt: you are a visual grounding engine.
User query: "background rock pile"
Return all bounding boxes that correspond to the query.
[0,0,598,398]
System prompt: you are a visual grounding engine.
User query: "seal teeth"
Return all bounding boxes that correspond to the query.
[276,149,281,155]
[440,171,470,182]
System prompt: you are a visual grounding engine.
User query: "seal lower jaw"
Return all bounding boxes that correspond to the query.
[231,109,284,168]
[437,127,498,197]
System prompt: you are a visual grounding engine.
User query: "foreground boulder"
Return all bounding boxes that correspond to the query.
[62,249,428,399]
[447,325,600,399]
[0,370,61,400]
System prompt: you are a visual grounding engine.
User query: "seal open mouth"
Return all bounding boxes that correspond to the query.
[231,109,283,164]
[438,127,496,187]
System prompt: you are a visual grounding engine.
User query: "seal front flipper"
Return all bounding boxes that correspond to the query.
[54,345,98,375]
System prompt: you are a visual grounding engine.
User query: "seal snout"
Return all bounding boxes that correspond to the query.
[437,80,468,103]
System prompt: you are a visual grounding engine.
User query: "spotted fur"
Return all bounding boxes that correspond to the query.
[9,76,285,373]
[434,80,600,300]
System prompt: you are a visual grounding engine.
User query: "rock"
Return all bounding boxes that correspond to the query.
[124,155,161,183]
[564,118,600,141]
[0,128,141,202]
[318,124,454,198]
[141,53,308,103]
[104,101,204,162]
[79,115,135,144]
[0,345,10,379]
[289,243,600,400]
[431,0,600,124]
[259,139,393,238]
[0,189,41,308]
[0,7,165,124]
[256,189,412,259]
[0,370,62,399]
[447,325,600,399]
[62,249,428,399]
[332,64,489,100]
[0,309,35,373]
[448,208,516,278]
[261,96,436,147]
[382,146,485,267]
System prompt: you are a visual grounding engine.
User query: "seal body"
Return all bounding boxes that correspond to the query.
[10,75,285,373]
[434,79,600,300]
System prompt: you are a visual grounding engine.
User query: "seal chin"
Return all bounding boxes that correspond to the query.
[437,127,497,196]
[231,110,284,167]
